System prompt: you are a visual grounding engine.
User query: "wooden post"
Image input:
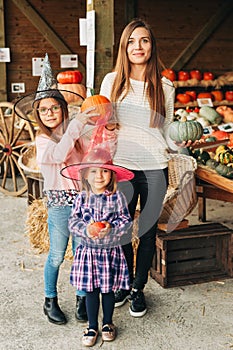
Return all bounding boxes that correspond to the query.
[87,0,114,93]
[0,0,7,101]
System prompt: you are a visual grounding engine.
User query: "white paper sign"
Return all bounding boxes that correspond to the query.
[11,83,25,93]
[32,57,44,76]
[87,10,95,50]
[60,54,78,68]
[0,48,11,62]
[79,18,87,46]
[197,98,213,107]
[86,50,95,89]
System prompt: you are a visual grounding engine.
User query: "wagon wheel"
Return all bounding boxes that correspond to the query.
[0,101,35,196]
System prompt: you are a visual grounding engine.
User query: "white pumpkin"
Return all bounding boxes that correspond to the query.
[196,117,210,127]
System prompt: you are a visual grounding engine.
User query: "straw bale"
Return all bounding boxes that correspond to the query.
[25,199,73,261]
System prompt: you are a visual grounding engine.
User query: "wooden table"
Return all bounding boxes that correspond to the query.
[195,165,233,221]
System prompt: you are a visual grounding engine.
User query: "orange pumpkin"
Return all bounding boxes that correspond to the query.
[197,92,213,100]
[216,106,233,123]
[58,83,86,105]
[211,130,229,140]
[81,95,113,123]
[211,90,223,101]
[57,70,83,84]
[161,68,176,82]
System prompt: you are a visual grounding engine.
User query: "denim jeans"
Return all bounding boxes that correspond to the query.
[44,205,86,298]
[118,168,168,290]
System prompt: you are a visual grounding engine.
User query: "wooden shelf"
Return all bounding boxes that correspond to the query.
[196,165,233,194]
[175,100,233,109]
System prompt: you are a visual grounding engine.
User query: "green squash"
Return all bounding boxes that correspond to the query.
[205,136,217,142]
[205,159,218,169]
[192,149,210,165]
[215,163,233,179]
[169,117,203,143]
[199,106,222,125]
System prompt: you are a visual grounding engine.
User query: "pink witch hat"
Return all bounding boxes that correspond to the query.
[60,147,134,182]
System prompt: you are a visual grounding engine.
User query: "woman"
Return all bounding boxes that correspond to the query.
[100,19,192,317]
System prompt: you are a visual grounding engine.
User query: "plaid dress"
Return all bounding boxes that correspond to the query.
[69,190,132,293]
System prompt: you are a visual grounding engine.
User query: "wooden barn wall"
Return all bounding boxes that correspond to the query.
[113,0,233,73]
[2,0,233,102]
[135,0,233,73]
[4,0,87,102]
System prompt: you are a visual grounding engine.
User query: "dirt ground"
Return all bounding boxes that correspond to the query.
[1,191,233,350]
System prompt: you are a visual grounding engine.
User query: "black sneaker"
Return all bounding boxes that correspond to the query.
[129,290,147,317]
[114,289,131,308]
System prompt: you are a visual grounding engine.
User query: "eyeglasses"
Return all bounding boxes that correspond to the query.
[37,104,61,115]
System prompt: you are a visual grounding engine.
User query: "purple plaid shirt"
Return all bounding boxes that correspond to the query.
[69,190,132,293]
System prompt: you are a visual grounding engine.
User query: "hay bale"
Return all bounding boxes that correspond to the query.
[25,199,73,261]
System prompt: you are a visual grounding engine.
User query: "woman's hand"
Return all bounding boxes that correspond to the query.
[175,139,200,148]
[77,106,99,125]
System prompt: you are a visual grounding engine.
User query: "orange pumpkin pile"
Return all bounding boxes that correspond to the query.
[57,70,86,104]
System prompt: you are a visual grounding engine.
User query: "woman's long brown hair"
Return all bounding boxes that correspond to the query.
[111,18,166,128]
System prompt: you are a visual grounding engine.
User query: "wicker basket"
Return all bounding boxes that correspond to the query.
[18,142,41,176]
[158,154,197,225]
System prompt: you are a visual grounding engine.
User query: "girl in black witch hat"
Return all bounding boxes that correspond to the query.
[15,53,117,325]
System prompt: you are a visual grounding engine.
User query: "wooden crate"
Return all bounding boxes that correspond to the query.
[150,223,233,288]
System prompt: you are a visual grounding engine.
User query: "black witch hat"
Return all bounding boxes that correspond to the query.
[14,53,84,122]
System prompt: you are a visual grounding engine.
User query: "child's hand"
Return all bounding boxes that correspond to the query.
[77,106,99,126]
[87,222,111,240]
[98,222,111,239]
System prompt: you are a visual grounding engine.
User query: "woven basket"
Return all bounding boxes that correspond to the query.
[158,154,197,225]
[18,142,41,175]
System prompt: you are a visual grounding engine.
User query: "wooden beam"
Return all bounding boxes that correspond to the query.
[126,0,137,23]
[10,0,85,71]
[0,0,7,101]
[87,0,114,92]
[171,0,233,70]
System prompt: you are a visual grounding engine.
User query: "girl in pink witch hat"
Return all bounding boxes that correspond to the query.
[61,147,134,347]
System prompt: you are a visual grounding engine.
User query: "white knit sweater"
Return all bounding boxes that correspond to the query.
[100,73,177,171]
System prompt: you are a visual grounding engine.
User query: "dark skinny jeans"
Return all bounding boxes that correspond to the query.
[118,168,168,291]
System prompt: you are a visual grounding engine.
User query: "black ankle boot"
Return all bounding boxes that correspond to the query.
[75,296,88,322]
[44,297,67,325]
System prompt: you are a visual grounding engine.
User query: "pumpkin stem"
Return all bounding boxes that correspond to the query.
[180,115,187,122]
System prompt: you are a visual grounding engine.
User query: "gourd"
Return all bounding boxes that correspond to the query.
[214,150,233,165]
[57,70,83,84]
[215,163,233,179]
[199,106,222,125]
[195,117,210,128]
[168,116,203,142]
[174,108,188,119]
[205,159,218,170]
[205,136,217,142]
[215,145,229,155]
[81,95,113,123]
[191,149,210,165]
[57,83,86,104]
